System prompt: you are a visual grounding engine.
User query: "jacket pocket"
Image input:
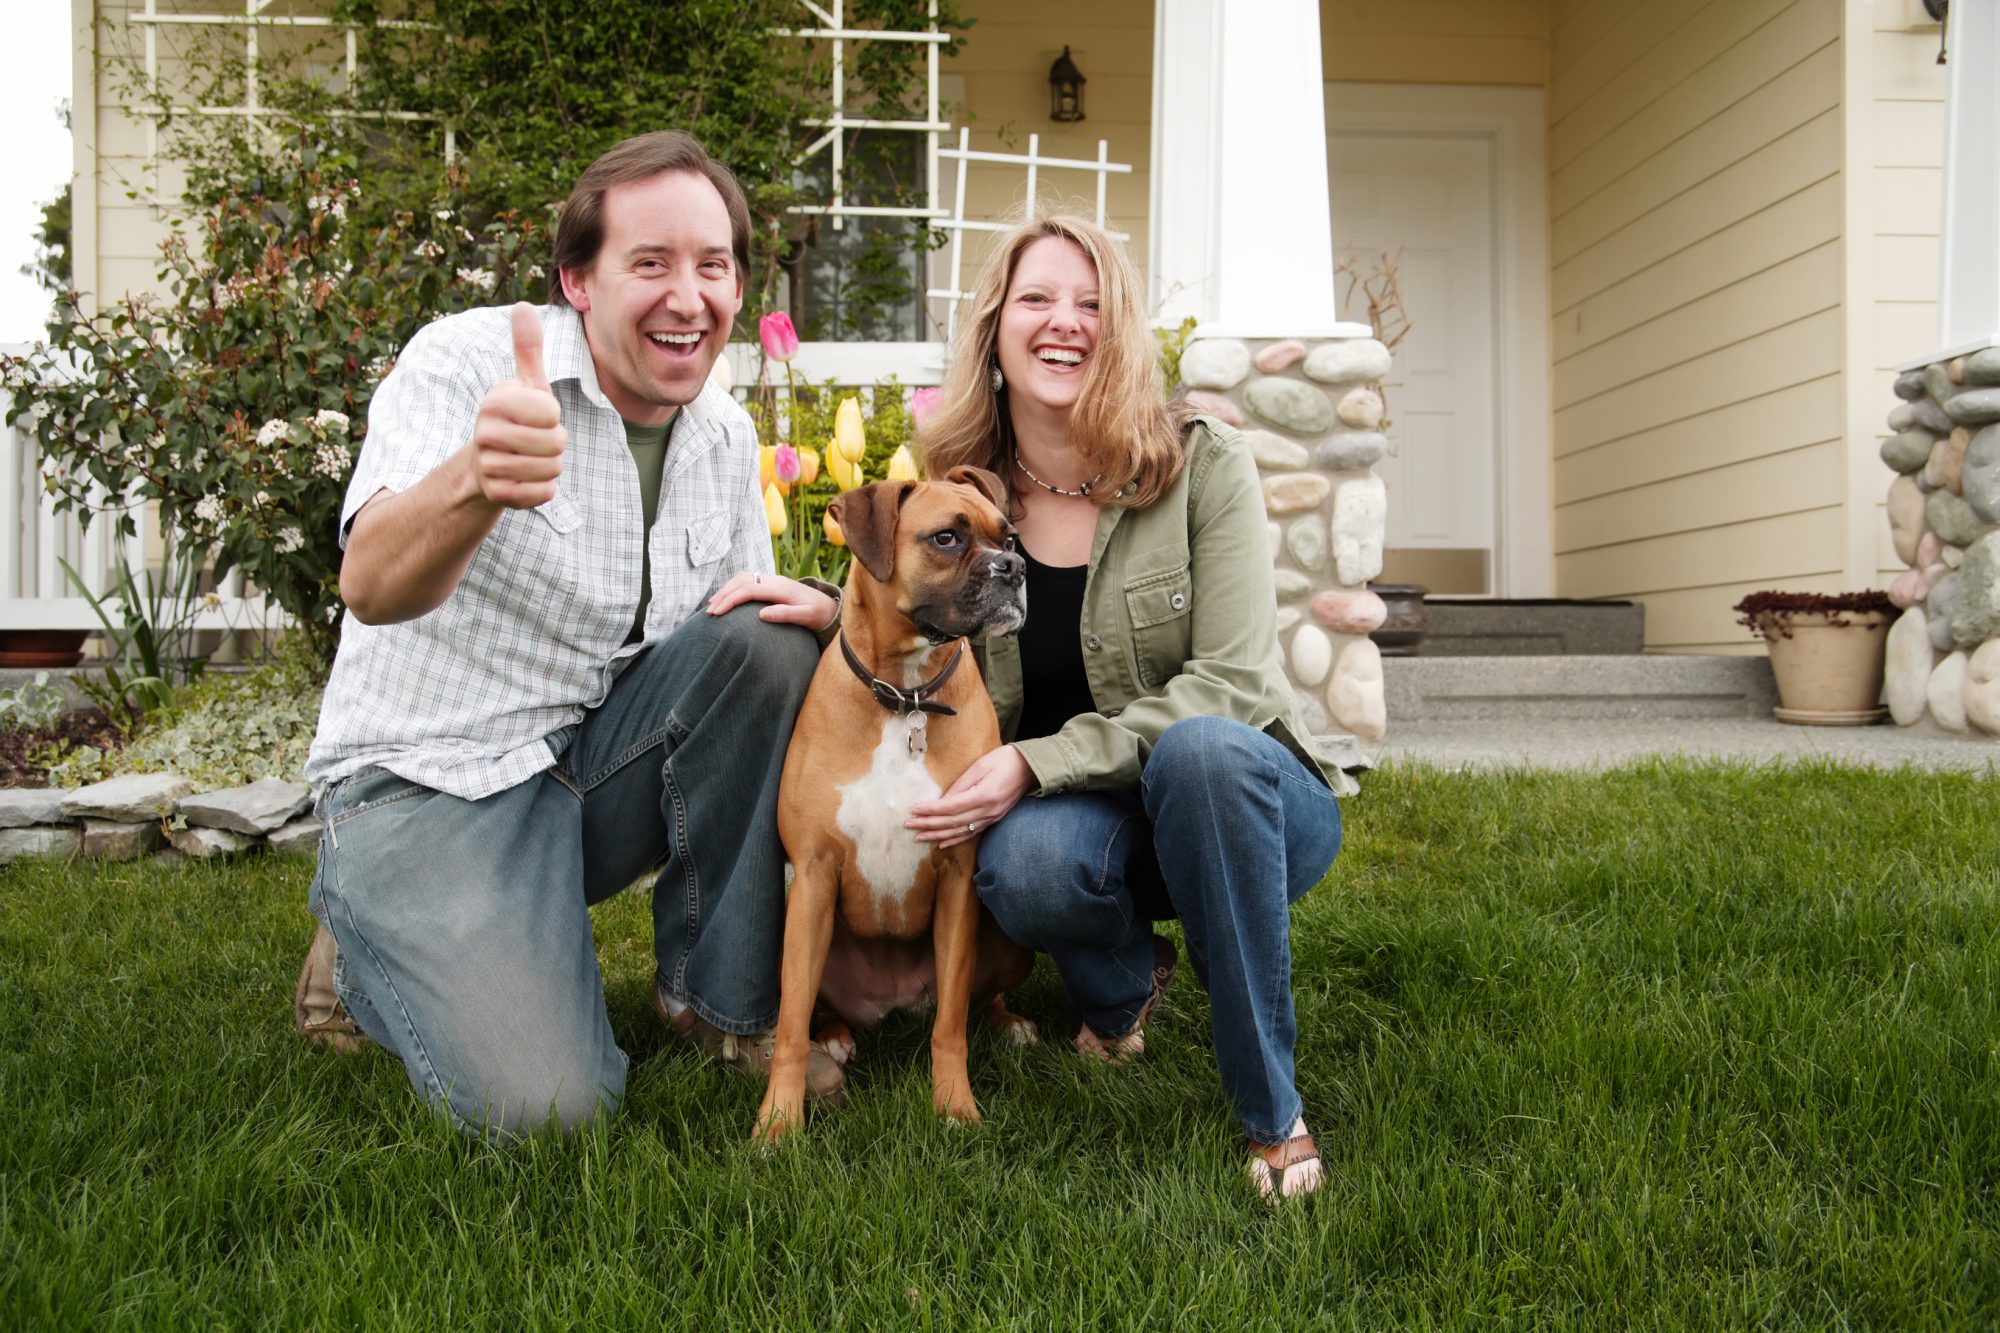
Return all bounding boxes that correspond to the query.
[1124,564,1193,689]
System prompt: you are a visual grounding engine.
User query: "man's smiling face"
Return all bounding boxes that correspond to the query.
[559,170,743,425]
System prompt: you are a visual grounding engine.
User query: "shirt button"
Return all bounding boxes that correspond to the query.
[1170,592,1186,610]
[1085,634,1102,651]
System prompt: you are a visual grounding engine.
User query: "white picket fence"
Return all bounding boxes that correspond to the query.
[1,363,283,637]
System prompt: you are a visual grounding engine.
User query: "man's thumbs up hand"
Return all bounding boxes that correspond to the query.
[469,302,565,509]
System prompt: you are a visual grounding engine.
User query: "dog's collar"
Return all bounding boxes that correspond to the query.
[838,633,964,717]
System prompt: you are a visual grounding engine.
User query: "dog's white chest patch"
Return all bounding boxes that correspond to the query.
[834,716,942,904]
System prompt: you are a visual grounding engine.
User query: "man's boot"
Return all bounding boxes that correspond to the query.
[294,922,371,1054]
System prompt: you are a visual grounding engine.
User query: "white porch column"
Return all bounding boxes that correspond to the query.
[1148,0,1347,335]
[1934,0,2000,357]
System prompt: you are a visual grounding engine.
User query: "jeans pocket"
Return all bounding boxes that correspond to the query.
[326,768,427,831]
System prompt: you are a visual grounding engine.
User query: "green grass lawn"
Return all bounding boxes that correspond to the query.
[3,761,1997,1329]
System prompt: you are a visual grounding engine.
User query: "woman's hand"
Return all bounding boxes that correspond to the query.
[706,571,838,632]
[908,745,1035,849]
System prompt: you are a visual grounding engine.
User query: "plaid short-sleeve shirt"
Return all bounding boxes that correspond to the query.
[305,303,773,800]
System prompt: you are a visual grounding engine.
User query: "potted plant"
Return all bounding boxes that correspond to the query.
[1733,589,1895,725]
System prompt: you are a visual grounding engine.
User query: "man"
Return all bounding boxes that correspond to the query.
[296,130,842,1138]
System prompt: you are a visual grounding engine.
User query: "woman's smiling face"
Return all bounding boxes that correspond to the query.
[994,236,1100,418]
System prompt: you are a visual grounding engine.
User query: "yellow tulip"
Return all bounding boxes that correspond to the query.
[758,445,789,497]
[823,511,846,546]
[797,446,820,486]
[885,445,919,481]
[763,482,787,536]
[833,396,866,463]
[827,447,863,492]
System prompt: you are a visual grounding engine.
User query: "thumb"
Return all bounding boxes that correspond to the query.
[510,301,548,390]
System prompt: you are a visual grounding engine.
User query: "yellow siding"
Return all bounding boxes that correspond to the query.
[1549,0,1846,652]
[1322,1,1548,86]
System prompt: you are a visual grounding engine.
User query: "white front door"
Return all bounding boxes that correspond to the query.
[1327,131,1498,594]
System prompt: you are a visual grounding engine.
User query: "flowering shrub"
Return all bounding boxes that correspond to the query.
[0,133,548,662]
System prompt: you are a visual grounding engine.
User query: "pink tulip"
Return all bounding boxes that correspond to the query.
[758,311,800,363]
[774,443,801,485]
[909,386,942,427]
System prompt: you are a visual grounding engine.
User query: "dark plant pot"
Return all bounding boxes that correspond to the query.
[1369,583,1430,656]
[0,629,88,670]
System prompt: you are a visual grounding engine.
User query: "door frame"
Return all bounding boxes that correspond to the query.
[1325,83,1552,598]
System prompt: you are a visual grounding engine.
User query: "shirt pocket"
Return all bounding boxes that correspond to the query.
[686,511,731,568]
[1123,562,1194,690]
[532,494,584,534]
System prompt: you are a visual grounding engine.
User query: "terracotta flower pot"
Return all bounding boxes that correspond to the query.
[1751,611,1892,724]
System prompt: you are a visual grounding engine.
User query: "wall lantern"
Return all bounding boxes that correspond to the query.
[1048,46,1086,123]
[1923,0,1947,65]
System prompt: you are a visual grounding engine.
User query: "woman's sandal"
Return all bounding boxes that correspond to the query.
[1247,1132,1323,1203]
[1073,934,1178,1064]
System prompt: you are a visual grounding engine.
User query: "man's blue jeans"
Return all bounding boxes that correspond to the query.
[974,716,1343,1145]
[306,606,819,1139]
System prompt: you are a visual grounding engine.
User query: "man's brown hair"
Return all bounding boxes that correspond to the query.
[550,130,752,306]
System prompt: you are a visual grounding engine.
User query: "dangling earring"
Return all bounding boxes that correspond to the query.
[989,360,1005,394]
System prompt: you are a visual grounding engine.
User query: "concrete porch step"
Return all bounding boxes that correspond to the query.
[1419,598,1645,656]
[1384,654,1779,721]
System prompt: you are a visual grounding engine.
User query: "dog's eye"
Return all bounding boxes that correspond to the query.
[930,531,961,549]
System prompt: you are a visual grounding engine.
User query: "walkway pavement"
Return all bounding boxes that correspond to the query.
[1376,716,2000,774]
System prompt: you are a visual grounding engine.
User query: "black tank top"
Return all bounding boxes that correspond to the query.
[1014,547,1095,742]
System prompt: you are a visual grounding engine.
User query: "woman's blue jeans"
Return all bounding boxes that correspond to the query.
[306,606,819,1140]
[974,716,1342,1145]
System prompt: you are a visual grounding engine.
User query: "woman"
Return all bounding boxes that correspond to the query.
[907,215,1345,1202]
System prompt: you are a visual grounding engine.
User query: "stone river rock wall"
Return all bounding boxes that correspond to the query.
[1178,331,1391,755]
[1880,346,2000,736]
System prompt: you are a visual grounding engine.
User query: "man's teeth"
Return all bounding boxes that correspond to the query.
[1037,349,1083,365]
[649,332,701,345]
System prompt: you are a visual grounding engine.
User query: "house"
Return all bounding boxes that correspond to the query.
[33,1,1989,687]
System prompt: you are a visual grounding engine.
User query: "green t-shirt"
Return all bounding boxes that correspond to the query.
[624,416,672,644]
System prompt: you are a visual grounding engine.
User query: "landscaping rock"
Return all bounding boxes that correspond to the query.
[1949,533,2000,646]
[1927,572,1961,651]
[1332,475,1387,586]
[1925,490,1985,549]
[267,816,322,855]
[0,826,80,864]
[1912,397,1954,434]
[1182,390,1244,427]
[1245,378,1334,435]
[1287,515,1327,571]
[1303,339,1391,384]
[178,777,311,835]
[60,773,195,823]
[1327,638,1386,742]
[1243,429,1309,471]
[1254,340,1306,373]
[1884,608,1935,725]
[1950,356,1968,384]
[1888,474,1925,566]
[1274,606,1301,633]
[1944,388,2000,426]
[1290,623,1332,687]
[1942,543,1965,569]
[1888,401,1916,431]
[0,788,73,829]
[1290,687,1328,734]
[1881,429,1934,473]
[1965,639,2000,735]
[1888,567,1926,609]
[1963,347,2000,386]
[1316,431,1389,472]
[1267,521,1282,561]
[1179,338,1252,391]
[82,819,161,861]
[1274,570,1312,600]
[1961,425,2000,522]
[1335,387,1383,430]
[1893,369,1926,400]
[1930,428,1971,494]
[1925,363,1953,406]
[169,825,250,859]
[1918,531,1943,567]
[1263,472,1330,515]
[1928,652,1970,732]
[1311,588,1388,634]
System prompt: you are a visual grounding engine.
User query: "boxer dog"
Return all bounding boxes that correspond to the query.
[755,467,1036,1143]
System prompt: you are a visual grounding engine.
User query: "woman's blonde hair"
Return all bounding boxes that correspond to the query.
[917,213,1189,510]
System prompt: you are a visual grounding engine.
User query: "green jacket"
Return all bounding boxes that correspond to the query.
[976,416,1344,796]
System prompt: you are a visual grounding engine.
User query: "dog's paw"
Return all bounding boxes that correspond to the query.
[812,1022,858,1067]
[993,1012,1039,1048]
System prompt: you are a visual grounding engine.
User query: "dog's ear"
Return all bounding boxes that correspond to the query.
[829,481,916,584]
[944,465,1007,512]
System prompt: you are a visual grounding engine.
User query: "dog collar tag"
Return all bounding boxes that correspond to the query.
[907,712,929,757]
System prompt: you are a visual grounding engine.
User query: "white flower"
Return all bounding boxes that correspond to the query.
[194,494,225,526]
[525,264,545,280]
[189,447,208,469]
[256,418,290,446]
[329,199,347,221]
[366,356,392,379]
[435,208,453,221]
[29,400,51,422]
[215,284,237,309]
[313,442,351,479]
[312,408,349,431]
[254,490,271,507]
[307,194,329,213]
[147,432,165,450]
[456,267,496,292]
[276,525,304,553]
[414,239,444,260]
